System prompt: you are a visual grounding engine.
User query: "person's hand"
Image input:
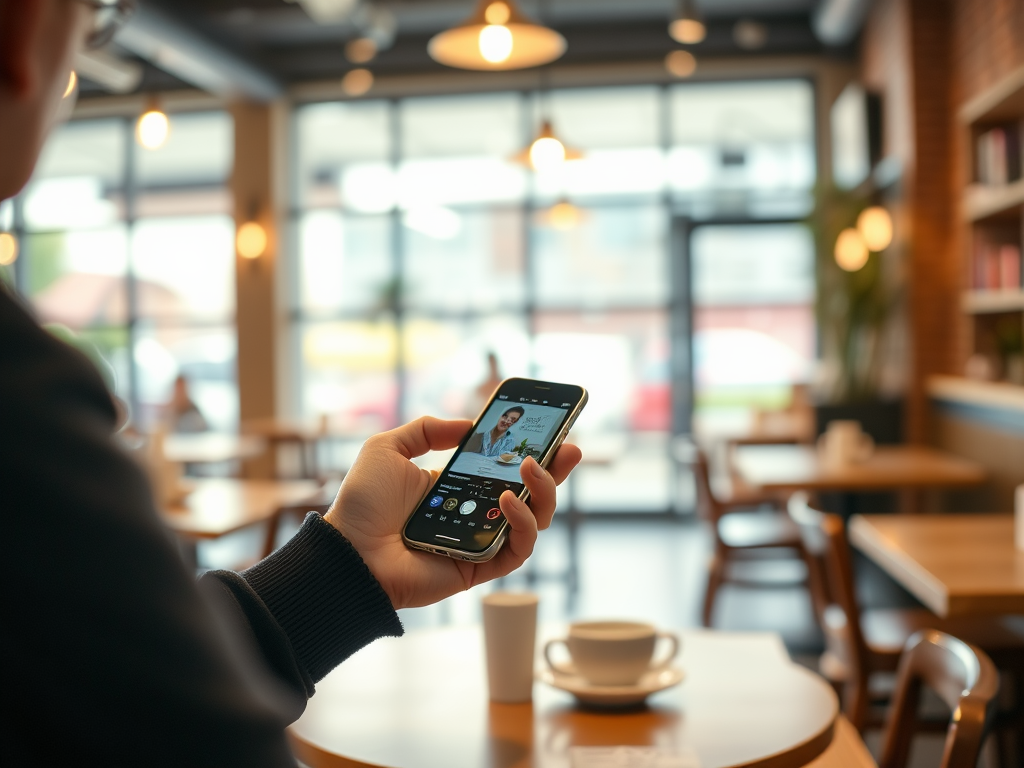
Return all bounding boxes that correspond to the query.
[324,417,582,610]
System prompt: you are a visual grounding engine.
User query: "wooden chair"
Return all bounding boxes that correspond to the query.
[690,447,814,627]
[880,630,998,768]
[788,493,1024,748]
[807,632,998,768]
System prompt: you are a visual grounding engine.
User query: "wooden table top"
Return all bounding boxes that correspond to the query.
[289,627,838,768]
[160,478,322,539]
[241,418,328,442]
[163,432,267,464]
[731,445,986,493]
[849,514,1024,618]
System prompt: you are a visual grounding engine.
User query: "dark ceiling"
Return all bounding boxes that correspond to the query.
[81,0,856,97]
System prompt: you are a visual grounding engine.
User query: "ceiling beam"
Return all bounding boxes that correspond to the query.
[116,2,283,101]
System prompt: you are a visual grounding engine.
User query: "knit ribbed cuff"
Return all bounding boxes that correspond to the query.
[242,513,403,683]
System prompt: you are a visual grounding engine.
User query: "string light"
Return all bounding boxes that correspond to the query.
[342,69,374,97]
[0,232,18,266]
[136,104,170,150]
[835,228,869,272]
[345,37,378,64]
[857,206,893,252]
[665,50,697,78]
[236,221,268,260]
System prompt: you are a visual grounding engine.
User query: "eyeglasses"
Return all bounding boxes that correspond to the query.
[78,0,137,49]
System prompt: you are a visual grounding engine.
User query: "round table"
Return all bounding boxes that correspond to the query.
[289,627,838,768]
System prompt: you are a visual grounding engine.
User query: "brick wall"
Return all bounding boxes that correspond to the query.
[859,0,1024,442]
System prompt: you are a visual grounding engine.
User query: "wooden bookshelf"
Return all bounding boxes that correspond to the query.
[963,179,1024,222]
[959,66,1024,389]
[959,64,1024,126]
[962,288,1024,314]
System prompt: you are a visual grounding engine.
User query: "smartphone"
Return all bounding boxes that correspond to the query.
[403,378,588,563]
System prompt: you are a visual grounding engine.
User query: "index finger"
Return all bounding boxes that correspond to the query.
[377,416,473,459]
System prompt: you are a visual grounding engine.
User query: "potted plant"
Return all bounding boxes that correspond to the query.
[813,185,904,444]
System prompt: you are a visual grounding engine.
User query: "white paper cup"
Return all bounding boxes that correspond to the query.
[482,592,538,703]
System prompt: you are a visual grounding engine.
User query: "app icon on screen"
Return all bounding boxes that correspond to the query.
[486,507,501,520]
[429,495,444,508]
[460,500,477,515]
[443,498,458,511]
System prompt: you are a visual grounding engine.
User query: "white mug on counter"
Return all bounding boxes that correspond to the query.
[818,420,874,466]
[544,621,680,687]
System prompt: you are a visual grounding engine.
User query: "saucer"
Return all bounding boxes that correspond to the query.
[537,665,685,708]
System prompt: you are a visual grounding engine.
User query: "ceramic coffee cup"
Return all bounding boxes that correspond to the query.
[544,621,680,687]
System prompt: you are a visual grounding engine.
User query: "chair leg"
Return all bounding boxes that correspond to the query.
[846,676,870,734]
[702,554,725,628]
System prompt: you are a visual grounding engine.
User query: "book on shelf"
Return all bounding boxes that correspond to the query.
[972,238,1022,290]
[976,121,1023,185]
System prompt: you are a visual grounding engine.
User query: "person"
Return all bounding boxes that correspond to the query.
[467,350,503,417]
[167,373,210,433]
[0,2,582,765]
[469,405,524,457]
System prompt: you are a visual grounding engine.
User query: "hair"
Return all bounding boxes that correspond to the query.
[502,406,525,419]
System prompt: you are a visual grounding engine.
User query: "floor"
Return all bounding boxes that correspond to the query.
[202,515,992,768]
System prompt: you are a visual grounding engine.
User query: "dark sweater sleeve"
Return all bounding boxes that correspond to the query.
[203,514,404,695]
[0,288,401,766]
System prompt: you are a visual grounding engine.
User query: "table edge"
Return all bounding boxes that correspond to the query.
[848,515,950,617]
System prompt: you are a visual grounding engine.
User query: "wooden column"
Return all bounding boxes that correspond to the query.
[231,101,287,477]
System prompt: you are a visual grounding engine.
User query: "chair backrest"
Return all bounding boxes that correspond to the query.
[690,448,725,525]
[786,494,870,688]
[879,630,998,768]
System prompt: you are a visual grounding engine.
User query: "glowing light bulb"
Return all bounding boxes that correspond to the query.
[342,68,374,97]
[236,222,268,260]
[0,232,18,266]
[484,2,511,24]
[64,71,77,99]
[479,24,513,63]
[835,228,869,272]
[548,201,581,231]
[665,50,697,78]
[345,37,378,64]
[856,206,893,252]
[669,19,706,44]
[530,136,566,171]
[136,109,170,150]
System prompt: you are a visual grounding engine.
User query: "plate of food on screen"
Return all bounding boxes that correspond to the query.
[495,453,523,465]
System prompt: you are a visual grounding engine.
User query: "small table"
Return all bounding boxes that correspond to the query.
[163,433,267,466]
[731,445,986,513]
[289,627,838,768]
[849,513,1024,618]
[160,478,322,540]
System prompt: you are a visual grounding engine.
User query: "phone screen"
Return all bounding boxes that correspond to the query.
[404,378,585,555]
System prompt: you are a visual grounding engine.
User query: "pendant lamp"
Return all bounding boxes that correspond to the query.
[428,0,566,71]
[669,0,706,45]
[510,120,582,172]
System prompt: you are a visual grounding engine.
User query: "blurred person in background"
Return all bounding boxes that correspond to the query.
[0,2,581,765]
[468,350,504,416]
[167,373,210,433]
